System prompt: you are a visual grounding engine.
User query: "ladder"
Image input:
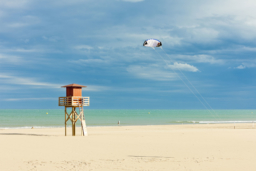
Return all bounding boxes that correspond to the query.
[79,101,88,136]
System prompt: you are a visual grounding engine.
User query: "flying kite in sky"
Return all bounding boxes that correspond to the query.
[143,39,162,48]
[143,38,217,117]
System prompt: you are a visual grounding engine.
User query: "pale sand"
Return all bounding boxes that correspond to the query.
[1,124,256,171]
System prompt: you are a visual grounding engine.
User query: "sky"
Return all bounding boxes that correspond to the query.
[0,0,256,109]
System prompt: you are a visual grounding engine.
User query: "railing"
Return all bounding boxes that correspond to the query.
[59,96,90,107]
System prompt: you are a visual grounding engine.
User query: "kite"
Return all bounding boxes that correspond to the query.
[143,39,162,48]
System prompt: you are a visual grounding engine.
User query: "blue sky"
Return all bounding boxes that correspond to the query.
[1,0,256,109]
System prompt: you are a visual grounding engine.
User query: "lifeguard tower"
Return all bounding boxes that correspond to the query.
[58,84,90,136]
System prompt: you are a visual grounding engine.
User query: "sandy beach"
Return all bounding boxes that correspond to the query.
[1,124,256,171]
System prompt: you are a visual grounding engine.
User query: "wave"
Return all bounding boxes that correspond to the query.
[1,121,256,129]
[198,121,256,124]
[169,120,256,124]
[0,126,65,130]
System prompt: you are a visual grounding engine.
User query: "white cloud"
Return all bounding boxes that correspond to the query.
[84,85,110,91]
[236,65,246,69]
[193,55,224,64]
[13,48,40,53]
[4,98,56,101]
[121,0,144,2]
[180,26,219,43]
[7,23,28,28]
[42,36,58,42]
[175,54,224,64]
[235,63,256,69]
[47,0,90,6]
[0,74,61,88]
[1,47,62,54]
[1,47,43,53]
[113,86,186,93]
[0,0,29,9]
[127,65,177,81]
[0,54,21,64]
[74,45,93,50]
[74,59,106,64]
[70,58,113,66]
[2,15,40,29]
[168,62,199,72]
[0,73,110,91]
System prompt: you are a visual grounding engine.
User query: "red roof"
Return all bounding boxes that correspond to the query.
[61,83,87,88]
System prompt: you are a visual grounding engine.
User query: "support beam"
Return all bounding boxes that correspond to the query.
[65,107,67,136]
[64,106,85,136]
[72,107,76,136]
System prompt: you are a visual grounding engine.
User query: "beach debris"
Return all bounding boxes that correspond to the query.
[143,39,162,48]
[118,121,120,126]
[31,127,34,129]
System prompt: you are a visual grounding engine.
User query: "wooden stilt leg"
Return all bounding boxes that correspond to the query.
[80,107,83,136]
[74,107,76,136]
[72,107,76,136]
[72,107,74,136]
[65,107,67,136]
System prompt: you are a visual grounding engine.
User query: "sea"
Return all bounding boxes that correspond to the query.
[0,109,256,129]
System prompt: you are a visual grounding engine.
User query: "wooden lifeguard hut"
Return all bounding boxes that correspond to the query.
[58,83,90,136]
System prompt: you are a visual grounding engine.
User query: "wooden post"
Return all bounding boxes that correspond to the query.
[81,109,83,136]
[74,107,76,135]
[65,107,67,136]
[81,117,83,136]
[72,107,76,136]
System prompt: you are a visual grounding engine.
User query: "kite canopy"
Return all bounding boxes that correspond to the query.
[143,39,162,47]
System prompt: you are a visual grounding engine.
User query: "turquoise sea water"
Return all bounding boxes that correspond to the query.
[0,109,256,129]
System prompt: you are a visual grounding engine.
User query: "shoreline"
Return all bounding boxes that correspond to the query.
[1,122,256,130]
